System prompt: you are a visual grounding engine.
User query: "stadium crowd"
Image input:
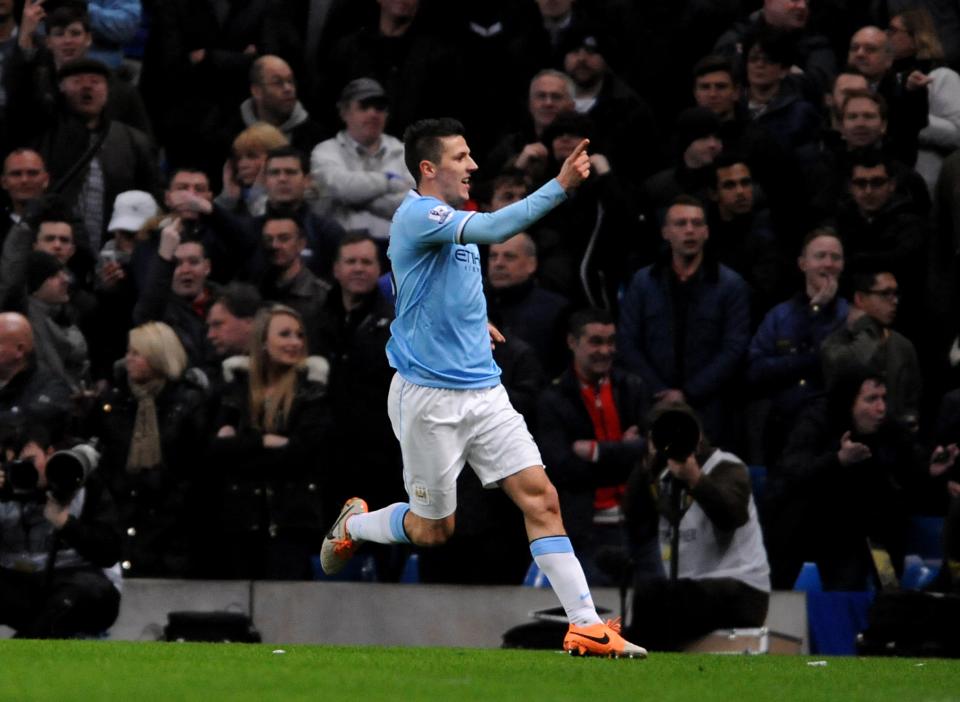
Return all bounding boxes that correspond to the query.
[1,0,960,642]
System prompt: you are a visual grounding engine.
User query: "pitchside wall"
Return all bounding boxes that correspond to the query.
[0,581,808,651]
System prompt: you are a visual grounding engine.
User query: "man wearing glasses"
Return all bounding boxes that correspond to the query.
[822,269,921,433]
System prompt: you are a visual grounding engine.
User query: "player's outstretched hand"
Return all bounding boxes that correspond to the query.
[556,139,591,192]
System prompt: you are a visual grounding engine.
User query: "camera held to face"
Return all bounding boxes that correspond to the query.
[0,444,99,505]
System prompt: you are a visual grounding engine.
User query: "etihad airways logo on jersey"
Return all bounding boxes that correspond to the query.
[427,205,454,224]
[453,247,480,272]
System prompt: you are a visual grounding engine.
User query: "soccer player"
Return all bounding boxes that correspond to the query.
[320,118,646,658]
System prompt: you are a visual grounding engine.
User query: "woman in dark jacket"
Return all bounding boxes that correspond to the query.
[209,304,331,579]
[96,321,209,577]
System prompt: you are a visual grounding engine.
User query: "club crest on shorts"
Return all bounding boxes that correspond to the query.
[412,482,431,506]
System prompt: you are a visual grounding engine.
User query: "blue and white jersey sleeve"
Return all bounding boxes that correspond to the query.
[400,194,479,246]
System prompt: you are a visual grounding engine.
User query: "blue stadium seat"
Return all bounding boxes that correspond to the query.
[522,561,551,588]
[793,561,823,592]
[399,553,420,583]
[747,464,767,504]
[900,554,942,590]
[905,516,944,560]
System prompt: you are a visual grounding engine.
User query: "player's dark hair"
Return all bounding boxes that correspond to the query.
[403,118,466,185]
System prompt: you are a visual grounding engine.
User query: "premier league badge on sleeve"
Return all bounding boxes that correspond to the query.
[427,205,454,224]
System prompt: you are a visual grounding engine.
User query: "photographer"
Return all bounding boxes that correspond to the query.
[0,425,121,638]
[623,403,770,651]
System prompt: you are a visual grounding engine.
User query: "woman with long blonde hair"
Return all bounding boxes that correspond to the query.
[211,305,331,579]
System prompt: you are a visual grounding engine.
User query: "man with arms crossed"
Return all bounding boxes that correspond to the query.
[320,118,645,658]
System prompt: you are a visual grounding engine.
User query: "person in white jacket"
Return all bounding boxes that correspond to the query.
[310,78,414,241]
[889,8,960,192]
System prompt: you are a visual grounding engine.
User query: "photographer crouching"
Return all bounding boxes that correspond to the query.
[623,403,770,651]
[0,425,121,638]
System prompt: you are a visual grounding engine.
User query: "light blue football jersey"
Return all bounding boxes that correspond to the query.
[386,192,497,388]
[386,180,567,389]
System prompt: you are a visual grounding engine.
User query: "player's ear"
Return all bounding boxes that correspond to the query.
[419,159,436,181]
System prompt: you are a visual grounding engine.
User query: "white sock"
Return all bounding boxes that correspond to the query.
[531,536,603,626]
[346,503,411,544]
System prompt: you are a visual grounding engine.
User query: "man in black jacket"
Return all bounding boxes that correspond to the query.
[536,308,650,585]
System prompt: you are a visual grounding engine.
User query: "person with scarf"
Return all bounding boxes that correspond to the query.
[536,308,651,585]
[94,321,209,577]
[208,304,331,579]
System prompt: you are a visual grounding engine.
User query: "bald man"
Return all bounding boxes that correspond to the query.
[486,233,570,376]
[0,312,72,436]
[236,55,328,156]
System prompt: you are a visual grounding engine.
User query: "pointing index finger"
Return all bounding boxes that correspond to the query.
[571,138,590,159]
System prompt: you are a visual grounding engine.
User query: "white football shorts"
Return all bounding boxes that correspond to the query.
[387,373,543,519]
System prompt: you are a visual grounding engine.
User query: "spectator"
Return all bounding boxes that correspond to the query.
[848,25,929,165]
[0,312,72,437]
[714,0,837,97]
[485,69,575,178]
[537,308,650,585]
[27,58,160,256]
[92,189,158,379]
[9,2,152,139]
[206,283,261,360]
[888,8,960,192]
[485,232,570,378]
[823,69,870,133]
[741,29,821,165]
[85,0,141,69]
[643,107,722,218]
[766,370,940,588]
[747,229,849,463]
[252,147,345,282]
[210,304,331,579]
[0,0,15,130]
[233,55,328,158]
[314,232,405,572]
[23,250,90,393]
[216,122,288,218]
[0,427,122,638]
[834,150,928,330]
[321,0,462,137]
[257,214,330,353]
[623,403,770,651]
[560,25,661,188]
[95,321,208,577]
[310,78,414,242]
[705,154,782,318]
[133,219,217,368]
[822,269,922,433]
[0,149,49,249]
[619,196,751,447]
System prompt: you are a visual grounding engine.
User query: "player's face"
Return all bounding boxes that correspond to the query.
[433,135,477,207]
[568,322,616,380]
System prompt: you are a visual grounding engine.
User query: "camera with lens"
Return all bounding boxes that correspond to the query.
[650,408,701,466]
[0,458,42,502]
[0,443,99,504]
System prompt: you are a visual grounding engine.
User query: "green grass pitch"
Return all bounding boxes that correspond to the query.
[0,640,957,702]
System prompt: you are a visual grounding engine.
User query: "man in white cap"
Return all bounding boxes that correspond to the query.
[98,190,159,290]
